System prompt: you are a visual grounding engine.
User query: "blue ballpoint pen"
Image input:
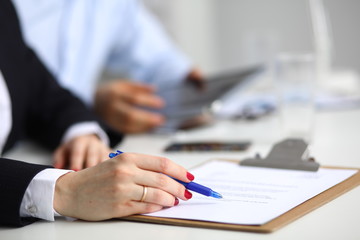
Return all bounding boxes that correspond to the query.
[108,150,223,199]
[170,177,222,199]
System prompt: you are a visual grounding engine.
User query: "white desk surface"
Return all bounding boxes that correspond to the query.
[1,109,359,240]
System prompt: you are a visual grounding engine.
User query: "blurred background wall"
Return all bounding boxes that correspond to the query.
[144,0,360,76]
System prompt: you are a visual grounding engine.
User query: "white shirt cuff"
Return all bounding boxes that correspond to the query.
[61,121,109,146]
[20,169,72,221]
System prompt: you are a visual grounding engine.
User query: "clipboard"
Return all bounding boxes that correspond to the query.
[122,139,360,233]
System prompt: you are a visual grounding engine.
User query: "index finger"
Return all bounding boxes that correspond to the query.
[115,83,164,108]
[68,138,88,171]
[127,108,165,130]
[121,153,194,183]
[118,89,163,109]
[131,93,165,109]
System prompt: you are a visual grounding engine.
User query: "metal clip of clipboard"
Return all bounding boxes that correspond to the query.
[240,138,320,171]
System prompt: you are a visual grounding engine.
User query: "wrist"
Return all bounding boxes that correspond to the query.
[54,172,77,218]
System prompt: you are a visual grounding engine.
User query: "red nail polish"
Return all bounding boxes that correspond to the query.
[187,172,195,181]
[174,198,179,206]
[184,190,192,199]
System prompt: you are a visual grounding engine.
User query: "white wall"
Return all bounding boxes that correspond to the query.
[144,0,218,74]
[144,0,360,75]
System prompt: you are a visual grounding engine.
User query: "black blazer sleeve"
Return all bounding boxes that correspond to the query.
[0,158,50,227]
[0,0,124,152]
[0,0,122,227]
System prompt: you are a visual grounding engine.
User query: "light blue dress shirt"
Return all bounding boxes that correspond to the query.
[12,0,192,105]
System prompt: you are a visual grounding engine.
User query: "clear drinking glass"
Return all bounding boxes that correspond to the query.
[275,53,316,143]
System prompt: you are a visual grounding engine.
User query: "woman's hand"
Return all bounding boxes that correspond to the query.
[53,153,194,221]
[53,134,111,170]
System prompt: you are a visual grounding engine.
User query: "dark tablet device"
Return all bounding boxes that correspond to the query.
[164,141,252,152]
[154,65,264,131]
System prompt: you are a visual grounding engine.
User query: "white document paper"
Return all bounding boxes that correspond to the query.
[146,160,357,225]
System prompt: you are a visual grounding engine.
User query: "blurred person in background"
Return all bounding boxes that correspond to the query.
[13,0,204,134]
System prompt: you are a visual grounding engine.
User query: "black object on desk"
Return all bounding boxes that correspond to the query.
[155,65,264,131]
[164,141,251,152]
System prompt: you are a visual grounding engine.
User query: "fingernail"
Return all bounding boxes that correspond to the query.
[184,190,192,199]
[187,172,195,181]
[72,169,79,172]
[174,198,179,206]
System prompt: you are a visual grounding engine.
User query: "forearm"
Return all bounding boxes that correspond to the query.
[22,47,99,150]
[0,159,50,226]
